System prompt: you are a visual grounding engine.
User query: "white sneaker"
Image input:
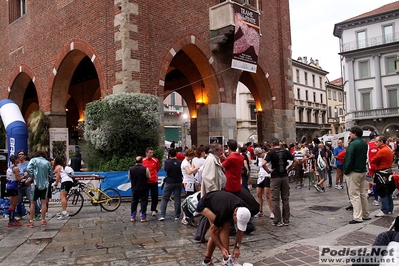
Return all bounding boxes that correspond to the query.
[270,212,274,219]
[372,200,380,206]
[374,210,387,217]
[152,211,157,216]
[159,217,165,221]
[57,212,69,220]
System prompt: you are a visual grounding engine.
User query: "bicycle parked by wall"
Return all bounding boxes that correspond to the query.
[66,176,121,216]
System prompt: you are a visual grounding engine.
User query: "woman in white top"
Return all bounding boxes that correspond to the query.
[53,157,75,220]
[255,146,274,219]
[192,146,205,191]
[181,149,199,197]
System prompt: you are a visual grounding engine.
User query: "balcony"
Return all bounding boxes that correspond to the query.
[209,1,259,45]
[164,104,183,114]
[209,1,235,45]
[353,107,399,119]
[296,122,330,130]
[341,32,399,53]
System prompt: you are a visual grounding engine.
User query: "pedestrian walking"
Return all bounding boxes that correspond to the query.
[129,156,150,222]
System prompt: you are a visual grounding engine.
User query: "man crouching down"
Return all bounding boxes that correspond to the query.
[197,190,251,266]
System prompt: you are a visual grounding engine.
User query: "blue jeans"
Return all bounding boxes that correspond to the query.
[17,185,40,217]
[380,194,394,214]
[160,182,182,219]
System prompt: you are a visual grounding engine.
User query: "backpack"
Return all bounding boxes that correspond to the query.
[329,152,337,168]
[317,152,326,170]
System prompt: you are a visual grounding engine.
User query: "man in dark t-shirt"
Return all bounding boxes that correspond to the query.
[264,138,297,227]
[198,190,251,265]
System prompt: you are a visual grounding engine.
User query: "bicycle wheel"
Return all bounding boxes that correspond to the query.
[99,188,121,212]
[66,191,84,216]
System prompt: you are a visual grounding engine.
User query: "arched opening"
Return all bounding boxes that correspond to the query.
[163,44,219,146]
[9,72,39,121]
[52,51,101,147]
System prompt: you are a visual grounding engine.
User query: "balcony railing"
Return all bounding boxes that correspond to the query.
[341,32,399,53]
[353,107,399,119]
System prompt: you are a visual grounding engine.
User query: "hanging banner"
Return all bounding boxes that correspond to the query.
[231,4,260,73]
[49,128,69,163]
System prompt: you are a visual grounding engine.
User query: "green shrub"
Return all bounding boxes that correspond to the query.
[83,93,161,171]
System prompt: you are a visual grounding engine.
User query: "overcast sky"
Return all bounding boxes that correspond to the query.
[289,0,395,80]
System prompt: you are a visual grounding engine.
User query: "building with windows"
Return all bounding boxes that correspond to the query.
[326,78,345,134]
[0,0,295,152]
[292,57,330,143]
[333,2,399,137]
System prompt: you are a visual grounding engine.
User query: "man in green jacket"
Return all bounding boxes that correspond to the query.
[343,126,370,224]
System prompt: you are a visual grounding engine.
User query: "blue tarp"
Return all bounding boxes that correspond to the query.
[74,170,167,197]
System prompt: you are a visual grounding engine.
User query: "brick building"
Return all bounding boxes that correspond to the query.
[0,0,295,147]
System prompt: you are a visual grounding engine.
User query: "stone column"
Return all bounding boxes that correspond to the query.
[373,54,383,109]
[207,103,237,145]
[347,59,356,112]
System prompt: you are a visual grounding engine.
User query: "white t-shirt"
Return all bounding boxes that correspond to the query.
[181,159,195,184]
[61,166,74,183]
[192,157,205,169]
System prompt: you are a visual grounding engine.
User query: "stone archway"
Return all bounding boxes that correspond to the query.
[160,37,221,146]
[49,40,103,145]
[8,64,40,122]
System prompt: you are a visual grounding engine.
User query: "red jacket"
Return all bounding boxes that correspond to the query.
[370,144,393,170]
[142,157,160,184]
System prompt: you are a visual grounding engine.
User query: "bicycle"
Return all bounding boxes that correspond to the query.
[66,177,121,216]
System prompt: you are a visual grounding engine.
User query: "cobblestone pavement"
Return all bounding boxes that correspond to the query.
[0,169,398,265]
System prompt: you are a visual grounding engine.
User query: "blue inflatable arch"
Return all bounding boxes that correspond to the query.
[0,99,29,163]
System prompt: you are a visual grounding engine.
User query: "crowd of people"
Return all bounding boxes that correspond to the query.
[5,150,78,227]
[5,128,399,265]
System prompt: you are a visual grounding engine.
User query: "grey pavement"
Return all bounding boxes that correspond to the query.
[0,169,398,266]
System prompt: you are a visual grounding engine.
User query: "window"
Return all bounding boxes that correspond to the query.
[313,92,316,102]
[388,90,398,108]
[320,94,323,104]
[297,88,300,100]
[333,91,337,101]
[386,56,396,74]
[357,30,366,49]
[359,61,369,78]
[305,72,308,85]
[328,106,332,117]
[339,108,344,116]
[305,90,309,101]
[9,0,26,24]
[296,69,300,83]
[328,89,331,99]
[319,77,322,89]
[170,92,176,106]
[362,92,371,110]
[338,92,343,102]
[312,74,315,87]
[249,104,256,120]
[383,25,394,44]
[298,109,303,122]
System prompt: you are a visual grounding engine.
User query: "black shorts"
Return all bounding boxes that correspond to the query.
[32,186,49,201]
[257,176,270,188]
[7,189,18,197]
[61,181,74,193]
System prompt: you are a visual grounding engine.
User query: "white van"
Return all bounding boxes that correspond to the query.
[331,130,371,148]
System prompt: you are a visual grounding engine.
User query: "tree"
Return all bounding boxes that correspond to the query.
[83,92,161,171]
[28,110,50,157]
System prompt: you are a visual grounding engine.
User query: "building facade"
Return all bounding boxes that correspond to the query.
[292,57,330,143]
[333,1,399,137]
[326,78,345,134]
[0,0,295,149]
